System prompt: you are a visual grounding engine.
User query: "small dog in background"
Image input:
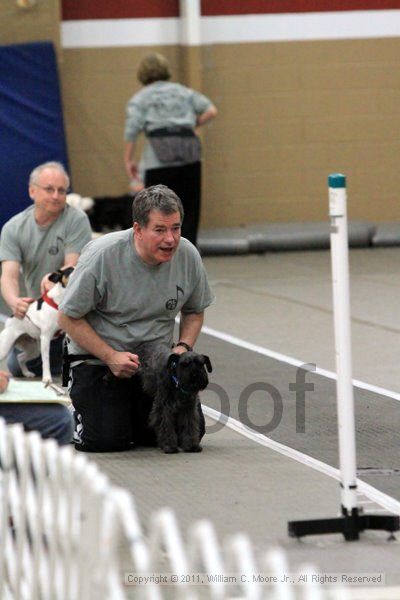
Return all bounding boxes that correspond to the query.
[0,267,74,384]
[67,192,134,233]
[138,344,212,454]
[65,193,94,213]
[87,194,134,232]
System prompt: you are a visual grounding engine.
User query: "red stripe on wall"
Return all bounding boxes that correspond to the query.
[201,0,400,16]
[62,0,400,20]
[61,0,179,21]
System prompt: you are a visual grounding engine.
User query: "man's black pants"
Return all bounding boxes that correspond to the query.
[69,363,206,452]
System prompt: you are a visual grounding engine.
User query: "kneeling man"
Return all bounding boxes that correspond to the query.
[58,185,214,452]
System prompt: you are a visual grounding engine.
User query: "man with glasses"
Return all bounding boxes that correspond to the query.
[0,161,92,378]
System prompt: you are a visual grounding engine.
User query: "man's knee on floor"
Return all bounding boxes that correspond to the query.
[71,412,132,452]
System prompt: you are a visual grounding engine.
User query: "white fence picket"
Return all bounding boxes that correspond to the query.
[0,417,378,600]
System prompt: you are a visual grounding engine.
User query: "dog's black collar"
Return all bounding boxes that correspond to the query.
[171,373,191,395]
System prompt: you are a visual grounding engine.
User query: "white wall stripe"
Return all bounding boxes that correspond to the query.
[61,11,400,49]
[202,325,400,403]
[61,17,180,49]
[203,405,400,516]
[201,11,400,44]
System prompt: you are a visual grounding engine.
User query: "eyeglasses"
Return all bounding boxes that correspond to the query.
[34,184,69,196]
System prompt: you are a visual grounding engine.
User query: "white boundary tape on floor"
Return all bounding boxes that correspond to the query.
[202,325,400,403]
[202,324,400,515]
[1,312,399,401]
[1,313,398,515]
[202,405,400,517]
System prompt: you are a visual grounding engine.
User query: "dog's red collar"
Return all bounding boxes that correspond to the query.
[42,292,58,310]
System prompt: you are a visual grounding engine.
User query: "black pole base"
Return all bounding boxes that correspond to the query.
[288,508,400,541]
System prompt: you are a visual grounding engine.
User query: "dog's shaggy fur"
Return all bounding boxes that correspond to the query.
[137,344,212,454]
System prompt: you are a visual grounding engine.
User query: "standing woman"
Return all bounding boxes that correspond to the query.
[123,53,217,246]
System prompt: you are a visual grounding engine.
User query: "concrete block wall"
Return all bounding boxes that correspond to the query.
[203,38,400,227]
[60,46,183,198]
[0,0,61,49]
[2,2,400,229]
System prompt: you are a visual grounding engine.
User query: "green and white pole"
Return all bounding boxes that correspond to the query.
[288,175,399,540]
[328,173,358,517]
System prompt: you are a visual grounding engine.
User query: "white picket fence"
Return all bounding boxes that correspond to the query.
[0,417,367,599]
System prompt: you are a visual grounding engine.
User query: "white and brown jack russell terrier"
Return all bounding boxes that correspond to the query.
[0,266,74,384]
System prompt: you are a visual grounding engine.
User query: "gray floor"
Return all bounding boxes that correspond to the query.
[195,334,400,499]
[2,247,400,592]
[88,247,400,591]
[203,247,400,392]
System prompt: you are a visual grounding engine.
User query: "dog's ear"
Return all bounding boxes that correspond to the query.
[61,266,74,278]
[202,355,212,373]
[60,266,74,287]
[48,270,62,284]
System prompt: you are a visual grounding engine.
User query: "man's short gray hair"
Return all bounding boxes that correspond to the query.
[132,185,184,226]
[29,161,70,188]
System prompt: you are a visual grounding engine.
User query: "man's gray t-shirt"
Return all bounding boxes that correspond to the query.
[59,230,215,356]
[124,81,213,170]
[0,204,92,297]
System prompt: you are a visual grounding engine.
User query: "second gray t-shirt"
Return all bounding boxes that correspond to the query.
[124,81,213,171]
[0,204,92,297]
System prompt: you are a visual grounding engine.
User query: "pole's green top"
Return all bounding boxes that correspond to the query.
[328,173,346,188]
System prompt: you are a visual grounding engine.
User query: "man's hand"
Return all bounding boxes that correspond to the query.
[0,371,10,393]
[125,159,139,180]
[12,297,34,320]
[171,345,188,356]
[106,350,140,378]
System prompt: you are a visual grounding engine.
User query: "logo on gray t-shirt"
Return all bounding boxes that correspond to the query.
[165,285,184,310]
[48,236,64,255]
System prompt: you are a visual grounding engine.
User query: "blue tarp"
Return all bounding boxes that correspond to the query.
[0,41,69,229]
